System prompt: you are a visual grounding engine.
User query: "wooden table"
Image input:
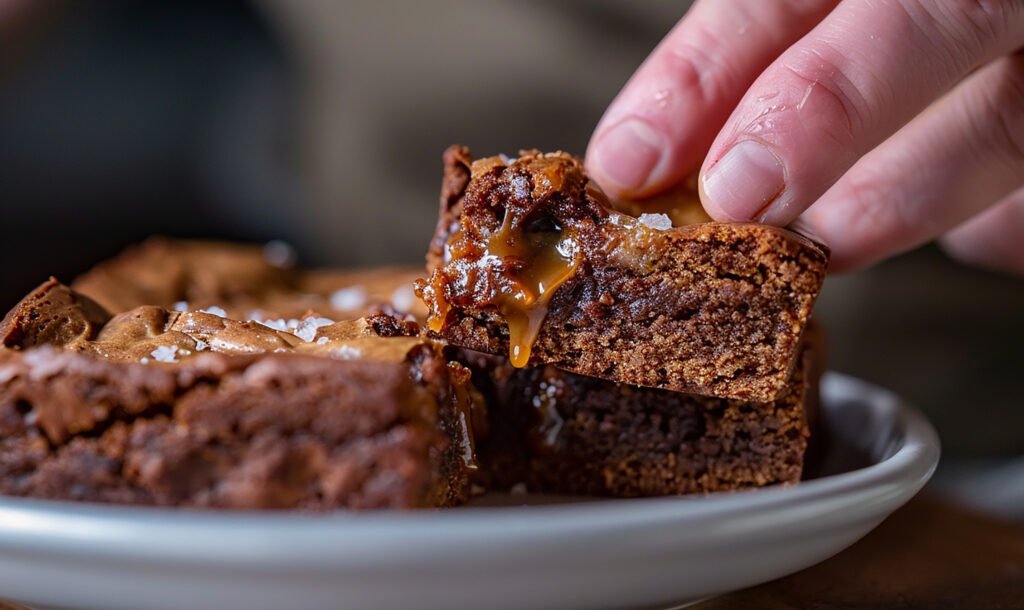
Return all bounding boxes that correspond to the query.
[698,493,1024,609]
[2,493,1022,609]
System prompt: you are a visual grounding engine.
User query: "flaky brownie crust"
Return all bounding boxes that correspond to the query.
[418,146,829,402]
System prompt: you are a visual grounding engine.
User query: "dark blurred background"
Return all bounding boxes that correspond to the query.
[0,0,1020,514]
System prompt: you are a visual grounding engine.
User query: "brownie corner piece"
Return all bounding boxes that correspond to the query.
[417,146,828,401]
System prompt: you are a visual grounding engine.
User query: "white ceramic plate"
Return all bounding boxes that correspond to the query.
[0,373,939,610]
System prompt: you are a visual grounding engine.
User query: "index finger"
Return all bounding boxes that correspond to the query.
[586,0,839,199]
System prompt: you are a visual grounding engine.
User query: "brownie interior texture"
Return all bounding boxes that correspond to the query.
[417,146,829,402]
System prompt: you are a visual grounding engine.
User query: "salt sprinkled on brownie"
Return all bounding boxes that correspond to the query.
[150,345,179,363]
[200,306,228,318]
[258,318,289,331]
[330,286,367,311]
[294,317,335,343]
[194,339,209,352]
[331,344,362,360]
[391,284,417,313]
[638,213,672,231]
[262,239,296,268]
[315,336,329,345]
[172,301,189,312]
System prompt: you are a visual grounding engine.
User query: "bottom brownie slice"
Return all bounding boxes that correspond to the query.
[466,336,819,497]
[0,280,478,509]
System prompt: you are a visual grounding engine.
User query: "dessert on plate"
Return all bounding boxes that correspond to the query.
[0,279,475,509]
[416,145,828,401]
[0,146,828,509]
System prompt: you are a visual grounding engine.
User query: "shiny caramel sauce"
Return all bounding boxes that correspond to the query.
[421,153,586,368]
[449,365,480,471]
[485,212,580,367]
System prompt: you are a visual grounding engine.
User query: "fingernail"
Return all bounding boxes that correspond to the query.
[701,140,785,221]
[589,118,664,193]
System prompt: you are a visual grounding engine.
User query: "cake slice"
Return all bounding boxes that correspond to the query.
[464,332,820,497]
[416,146,829,402]
[0,279,477,509]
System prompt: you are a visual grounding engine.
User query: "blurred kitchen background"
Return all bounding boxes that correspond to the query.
[0,0,1020,516]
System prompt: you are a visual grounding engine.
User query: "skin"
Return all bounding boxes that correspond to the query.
[586,0,1024,275]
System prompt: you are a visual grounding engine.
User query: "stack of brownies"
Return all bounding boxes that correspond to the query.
[0,146,828,509]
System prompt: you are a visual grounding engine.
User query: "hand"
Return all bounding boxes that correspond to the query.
[586,0,1024,274]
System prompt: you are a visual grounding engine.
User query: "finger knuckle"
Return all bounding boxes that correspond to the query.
[779,47,870,146]
[663,25,738,106]
[902,0,1018,57]
[842,167,929,244]
[985,57,1024,166]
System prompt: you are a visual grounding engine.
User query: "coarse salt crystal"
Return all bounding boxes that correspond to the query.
[150,345,178,363]
[332,344,362,360]
[330,286,367,311]
[139,357,150,365]
[391,284,417,313]
[194,340,209,352]
[295,317,335,342]
[638,213,672,231]
[200,306,227,318]
[316,336,329,345]
[263,239,296,268]
[172,301,189,312]
[258,318,289,331]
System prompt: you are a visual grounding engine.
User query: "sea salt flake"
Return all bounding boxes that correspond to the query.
[194,340,209,352]
[638,213,672,231]
[172,301,189,312]
[263,239,296,268]
[316,336,329,345]
[200,306,227,318]
[139,357,150,365]
[332,344,362,360]
[330,286,367,311]
[390,284,417,313]
[150,345,179,363]
[258,318,289,331]
[295,317,335,342]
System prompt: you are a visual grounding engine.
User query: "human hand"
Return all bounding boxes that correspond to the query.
[586,0,1024,274]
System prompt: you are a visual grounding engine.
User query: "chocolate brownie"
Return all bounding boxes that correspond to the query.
[417,146,829,402]
[0,279,477,509]
[73,236,426,320]
[466,335,818,497]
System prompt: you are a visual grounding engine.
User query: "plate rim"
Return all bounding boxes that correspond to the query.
[0,372,940,569]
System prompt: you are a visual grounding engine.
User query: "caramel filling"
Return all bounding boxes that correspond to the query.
[486,213,580,367]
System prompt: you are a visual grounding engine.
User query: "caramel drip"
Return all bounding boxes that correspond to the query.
[487,213,580,367]
[451,378,479,471]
